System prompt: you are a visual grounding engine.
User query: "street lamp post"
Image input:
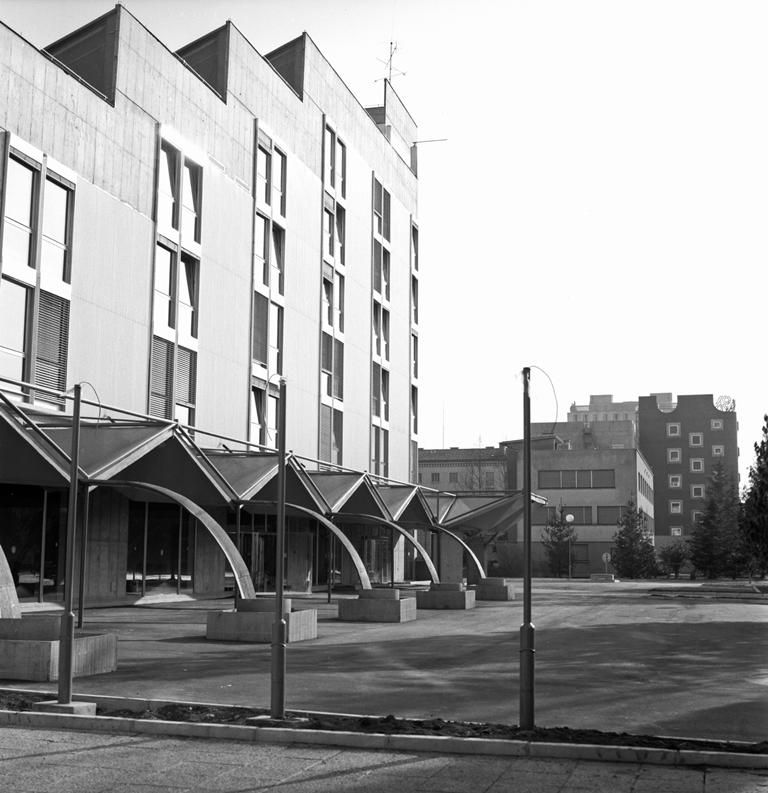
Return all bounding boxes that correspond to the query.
[520,367,534,730]
[270,378,287,719]
[565,513,574,579]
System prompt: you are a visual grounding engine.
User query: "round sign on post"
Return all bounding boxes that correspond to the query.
[601,552,611,573]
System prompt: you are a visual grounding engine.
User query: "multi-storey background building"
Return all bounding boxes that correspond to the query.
[638,393,739,546]
[0,6,423,599]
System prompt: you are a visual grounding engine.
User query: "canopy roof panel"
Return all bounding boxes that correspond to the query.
[204,451,279,500]
[304,472,364,512]
[0,408,69,487]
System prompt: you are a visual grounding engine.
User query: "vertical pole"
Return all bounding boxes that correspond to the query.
[76,486,90,628]
[38,491,48,604]
[177,506,183,595]
[57,383,81,705]
[327,532,333,604]
[519,366,535,730]
[142,503,148,598]
[271,378,287,719]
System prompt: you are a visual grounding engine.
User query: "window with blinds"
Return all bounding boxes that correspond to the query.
[34,291,69,405]
[150,336,173,418]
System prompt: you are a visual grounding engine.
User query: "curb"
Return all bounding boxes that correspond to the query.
[0,706,764,770]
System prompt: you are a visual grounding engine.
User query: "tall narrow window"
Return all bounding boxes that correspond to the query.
[35,292,70,403]
[174,346,196,425]
[411,225,419,271]
[256,145,271,206]
[268,302,283,374]
[324,209,334,259]
[150,336,174,418]
[2,157,36,272]
[334,272,345,332]
[382,309,390,361]
[372,301,382,356]
[0,279,30,390]
[252,293,269,366]
[336,139,346,198]
[41,177,71,283]
[373,241,382,293]
[373,179,383,235]
[382,249,390,300]
[412,333,418,378]
[255,214,269,287]
[154,244,176,333]
[271,224,285,295]
[273,149,286,214]
[411,276,419,324]
[179,253,198,339]
[250,384,266,445]
[322,278,333,326]
[181,159,202,242]
[157,142,179,231]
[321,332,333,397]
[381,369,389,421]
[372,363,381,417]
[383,189,390,241]
[333,339,344,399]
[411,386,418,435]
[335,206,345,264]
[325,127,336,188]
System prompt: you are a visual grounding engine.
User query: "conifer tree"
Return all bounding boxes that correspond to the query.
[741,415,768,577]
[612,499,657,579]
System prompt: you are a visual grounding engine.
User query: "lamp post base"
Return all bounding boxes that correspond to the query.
[519,623,535,730]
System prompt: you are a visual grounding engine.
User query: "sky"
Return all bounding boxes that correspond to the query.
[1,0,765,484]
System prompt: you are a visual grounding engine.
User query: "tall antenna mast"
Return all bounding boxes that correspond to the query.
[376,41,406,85]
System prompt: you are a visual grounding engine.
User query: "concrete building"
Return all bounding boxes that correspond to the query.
[0,6,430,599]
[638,393,739,546]
[568,394,639,425]
[419,430,654,578]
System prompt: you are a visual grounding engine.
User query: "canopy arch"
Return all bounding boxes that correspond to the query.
[335,513,440,584]
[245,500,372,590]
[91,479,256,599]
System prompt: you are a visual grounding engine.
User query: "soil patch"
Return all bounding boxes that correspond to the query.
[2,691,765,755]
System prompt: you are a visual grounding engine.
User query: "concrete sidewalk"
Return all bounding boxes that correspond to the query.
[1,725,767,793]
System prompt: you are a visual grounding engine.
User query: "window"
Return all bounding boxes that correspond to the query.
[325,126,336,188]
[691,484,705,499]
[335,206,345,265]
[1,149,74,405]
[692,510,703,524]
[333,338,344,400]
[484,471,495,489]
[690,458,704,473]
[270,224,285,295]
[590,469,615,488]
[0,278,30,390]
[324,209,334,259]
[371,362,381,417]
[252,293,269,366]
[382,309,390,361]
[373,178,390,240]
[174,346,196,424]
[319,404,343,465]
[273,149,286,214]
[597,506,622,525]
[322,277,333,326]
[670,500,683,514]
[411,386,418,435]
[712,445,724,457]
[538,470,560,489]
[689,432,703,447]
[667,448,681,463]
[370,425,389,477]
[334,272,345,332]
[412,333,419,379]
[547,506,592,524]
[150,336,174,418]
[250,384,266,445]
[668,474,682,489]
[380,368,389,420]
[255,214,269,287]
[449,472,459,483]
[268,302,283,374]
[181,159,202,242]
[411,224,419,271]
[711,419,723,431]
[336,139,346,197]
[256,145,271,205]
[671,527,683,537]
[157,141,179,230]
[431,472,439,484]
[666,423,681,437]
[154,244,176,333]
[537,469,615,489]
[178,252,199,339]
[372,301,382,356]
[411,276,419,324]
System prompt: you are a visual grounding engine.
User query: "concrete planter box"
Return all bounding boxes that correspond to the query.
[590,573,615,582]
[416,589,475,610]
[476,577,516,601]
[338,590,417,623]
[206,599,317,643]
[0,616,117,682]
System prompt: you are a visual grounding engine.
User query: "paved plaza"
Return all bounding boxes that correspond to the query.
[10,580,767,743]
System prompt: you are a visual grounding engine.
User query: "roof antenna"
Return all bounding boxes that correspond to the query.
[376,41,406,84]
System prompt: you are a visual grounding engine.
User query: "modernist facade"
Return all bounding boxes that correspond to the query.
[0,6,439,599]
[638,393,739,546]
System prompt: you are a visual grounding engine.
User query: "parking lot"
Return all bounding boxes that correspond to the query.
[12,580,768,743]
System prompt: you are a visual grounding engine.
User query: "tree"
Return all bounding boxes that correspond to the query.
[689,462,742,579]
[658,539,689,579]
[741,415,768,578]
[612,499,657,579]
[541,506,577,577]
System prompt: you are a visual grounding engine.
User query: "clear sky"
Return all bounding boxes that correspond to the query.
[2,0,765,484]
